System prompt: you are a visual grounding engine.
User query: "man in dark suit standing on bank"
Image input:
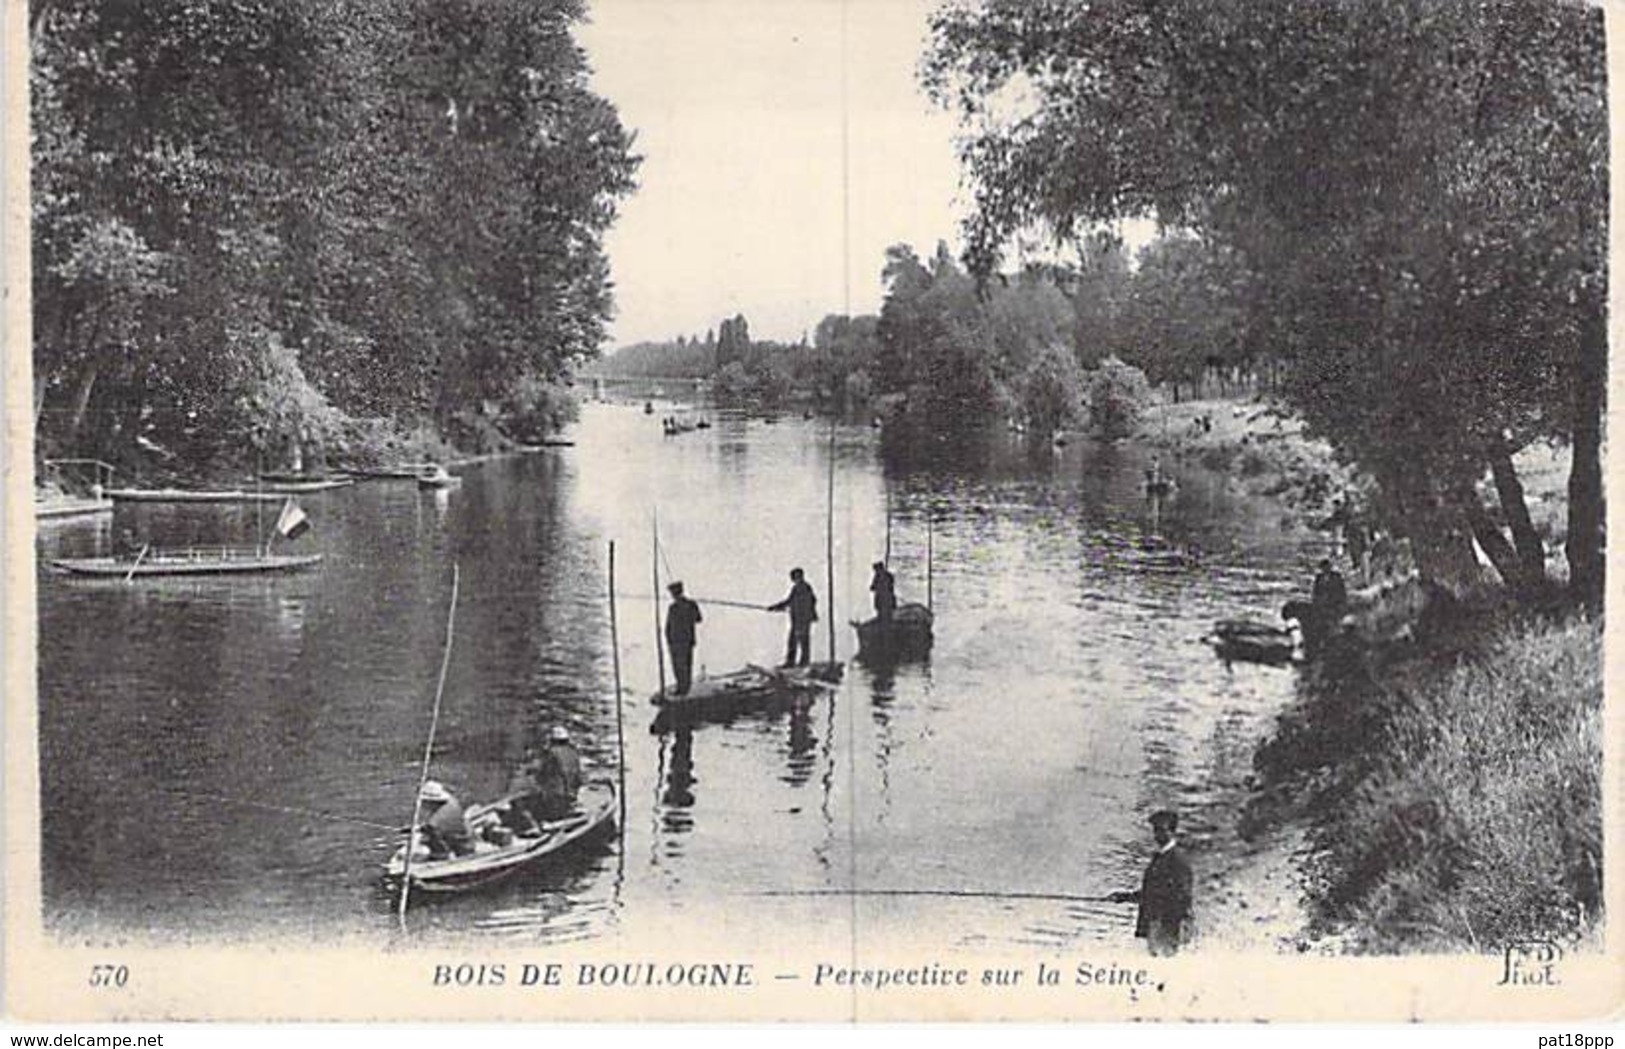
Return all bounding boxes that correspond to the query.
[1110,809,1194,955]
[665,581,702,695]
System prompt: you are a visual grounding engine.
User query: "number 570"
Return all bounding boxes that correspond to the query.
[89,964,128,988]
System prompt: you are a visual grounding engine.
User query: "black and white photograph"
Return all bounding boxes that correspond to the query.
[4,0,1619,1027]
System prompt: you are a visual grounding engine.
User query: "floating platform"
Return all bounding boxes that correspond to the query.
[651,661,843,731]
[35,496,114,520]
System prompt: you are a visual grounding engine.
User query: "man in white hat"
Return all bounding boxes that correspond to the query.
[418,779,474,859]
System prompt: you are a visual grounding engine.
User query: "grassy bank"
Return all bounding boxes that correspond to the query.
[1139,394,1601,953]
[1246,611,1603,953]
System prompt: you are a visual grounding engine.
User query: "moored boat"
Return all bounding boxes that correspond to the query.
[852,602,934,664]
[1205,618,1298,666]
[50,548,323,577]
[105,487,285,504]
[258,477,354,494]
[384,782,618,896]
[416,464,459,489]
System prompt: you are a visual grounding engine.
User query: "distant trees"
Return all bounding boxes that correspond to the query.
[31,0,639,471]
[925,0,1605,607]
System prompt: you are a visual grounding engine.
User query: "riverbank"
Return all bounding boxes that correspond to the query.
[1142,395,1601,955]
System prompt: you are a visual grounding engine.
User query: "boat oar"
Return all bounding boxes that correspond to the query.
[123,544,149,584]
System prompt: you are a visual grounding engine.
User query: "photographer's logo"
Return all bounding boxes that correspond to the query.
[1498,940,1562,987]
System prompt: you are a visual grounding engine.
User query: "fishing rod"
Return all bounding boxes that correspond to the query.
[615,591,770,612]
[168,789,400,832]
[398,561,461,926]
[753,888,1122,905]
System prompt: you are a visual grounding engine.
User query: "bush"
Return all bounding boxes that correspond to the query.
[1084,355,1152,440]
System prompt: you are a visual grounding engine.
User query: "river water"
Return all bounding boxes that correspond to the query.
[35,402,1313,952]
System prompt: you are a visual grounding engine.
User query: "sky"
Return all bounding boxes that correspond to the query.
[575,0,971,347]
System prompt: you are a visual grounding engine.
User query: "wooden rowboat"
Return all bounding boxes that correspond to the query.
[255,476,355,493]
[50,549,323,576]
[651,661,843,731]
[384,782,617,896]
[105,487,285,504]
[416,464,460,489]
[852,602,934,664]
[1205,618,1298,666]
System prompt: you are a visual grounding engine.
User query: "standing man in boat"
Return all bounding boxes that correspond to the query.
[869,561,898,626]
[665,581,703,696]
[767,567,818,667]
[1109,809,1194,956]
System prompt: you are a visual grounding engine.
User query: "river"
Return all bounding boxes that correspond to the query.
[35,401,1313,952]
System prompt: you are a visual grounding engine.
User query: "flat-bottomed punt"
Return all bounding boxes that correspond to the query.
[384,782,618,896]
[651,661,843,731]
[50,548,323,576]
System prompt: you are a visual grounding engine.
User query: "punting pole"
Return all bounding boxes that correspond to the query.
[123,544,149,585]
[826,415,837,664]
[652,512,668,698]
[884,488,892,566]
[926,510,934,615]
[608,541,628,831]
[397,561,461,926]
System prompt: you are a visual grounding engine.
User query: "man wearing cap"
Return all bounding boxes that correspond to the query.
[534,725,584,820]
[766,567,818,667]
[665,581,703,695]
[417,780,475,860]
[869,561,897,625]
[1110,809,1194,955]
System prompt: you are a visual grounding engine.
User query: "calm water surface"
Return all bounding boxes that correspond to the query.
[36,402,1312,951]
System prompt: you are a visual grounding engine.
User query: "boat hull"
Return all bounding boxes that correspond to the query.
[651,661,843,731]
[105,488,285,504]
[1206,619,1297,666]
[51,552,323,576]
[852,603,934,664]
[384,782,618,895]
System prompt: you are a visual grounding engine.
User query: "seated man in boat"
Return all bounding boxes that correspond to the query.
[870,561,897,626]
[113,528,143,562]
[416,780,476,860]
[767,567,818,668]
[502,726,585,835]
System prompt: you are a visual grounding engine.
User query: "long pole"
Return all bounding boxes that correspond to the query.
[608,541,628,831]
[825,416,837,664]
[397,562,461,926]
[884,489,892,566]
[652,512,668,697]
[926,510,934,615]
[123,544,149,585]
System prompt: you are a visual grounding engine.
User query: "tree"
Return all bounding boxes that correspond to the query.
[925,0,1605,605]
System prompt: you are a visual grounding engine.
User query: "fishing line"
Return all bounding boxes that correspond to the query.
[753,888,1119,905]
[167,789,399,832]
[398,561,461,926]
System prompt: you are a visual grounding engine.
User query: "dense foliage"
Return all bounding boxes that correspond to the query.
[925,0,1605,607]
[31,0,638,473]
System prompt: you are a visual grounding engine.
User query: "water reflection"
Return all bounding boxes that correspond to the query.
[38,402,1312,951]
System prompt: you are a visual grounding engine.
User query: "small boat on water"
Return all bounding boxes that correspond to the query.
[50,548,323,577]
[35,494,114,520]
[257,477,354,494]
[416,464,459,489]
[384,782,618,896]
[651,661,843,731]
[1205,618,1298,666]
[105,487,285,504]
[852,602,934,664]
